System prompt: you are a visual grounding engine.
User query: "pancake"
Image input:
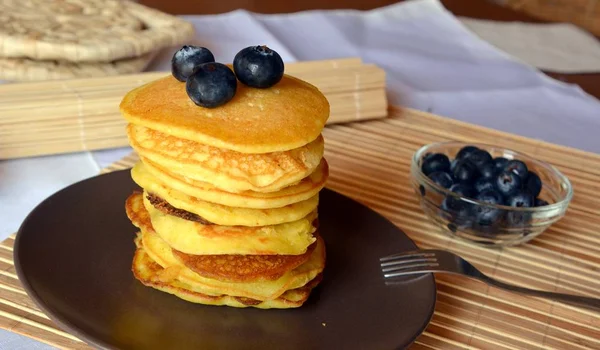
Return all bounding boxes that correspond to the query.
[120,74,330,153]
[172,238,317,283]
[127,124,324,192]
[145,195,317,255]
[146,193,213,224]
[126,192,317,255]
[132,240,323,309]
[141,158,328,209]
[131,163,319,226]
[137,230,326,300]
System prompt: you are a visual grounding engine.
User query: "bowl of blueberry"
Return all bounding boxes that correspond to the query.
[411,142,573,246]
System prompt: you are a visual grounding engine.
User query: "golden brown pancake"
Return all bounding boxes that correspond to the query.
[127,124,324,192]
[137,229,326,300]
[128,192,317,255]
[171,237,317,283]
[126,192,156,232]
[131,164,320,226]
[120,74,329,153]
[146,193,213,224]
[132,239,323,309]
[141,158,328,209]
[126,192,317,255]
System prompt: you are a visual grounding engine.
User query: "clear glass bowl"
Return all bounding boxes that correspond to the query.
[411,142,573,246]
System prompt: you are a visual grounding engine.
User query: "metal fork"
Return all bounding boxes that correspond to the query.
[380,249,600,311]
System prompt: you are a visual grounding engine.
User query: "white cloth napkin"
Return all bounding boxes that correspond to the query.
[460,19,600,73]
[0,153,99,238]
[2,0,600,347]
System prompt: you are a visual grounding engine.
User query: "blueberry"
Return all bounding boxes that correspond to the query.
[449,183,475,198]
[525,172,542,197]
[479,162,496,179]
[442,196,464,212]
[473,190,504,226]
[456,145,479,161]
[233,45,284,88]
[493,157,509,171]
[442,196,473,228]
[535,198,549,207]
[504,160,528,180]
[428,171,453,189]
[445,183,476,224]
[506,212,532,227]
[452,160,480,184]
[506,191,534,208]
[495,170,522,196]
[474,177,496,194]
[450,159,459,173]
[171,46,215,82]
[442,196,470,216]
[505,191,534,227]
[447,223,458,233]
[475,189,503,205]
[186,63,237,108]
[466,149,493,168]
[421,153,451,176]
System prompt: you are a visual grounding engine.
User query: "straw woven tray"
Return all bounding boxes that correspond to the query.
[3,107,600,349]
[0,0,194,62]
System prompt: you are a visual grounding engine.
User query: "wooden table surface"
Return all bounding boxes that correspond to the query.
[140,0,600,100]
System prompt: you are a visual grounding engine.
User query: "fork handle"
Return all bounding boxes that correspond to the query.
[477,274,600,311]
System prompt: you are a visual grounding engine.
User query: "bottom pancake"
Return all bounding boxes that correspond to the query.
[132,237,323,309]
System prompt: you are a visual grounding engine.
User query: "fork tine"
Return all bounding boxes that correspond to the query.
[384,266,439,278]
[379,250,435,262]
[380,257,437,268]
[382,262,439,273]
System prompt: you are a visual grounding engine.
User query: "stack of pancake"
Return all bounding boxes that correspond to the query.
[120,73,330,309]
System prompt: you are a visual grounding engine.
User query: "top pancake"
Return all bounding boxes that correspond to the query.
[120,75,330,153]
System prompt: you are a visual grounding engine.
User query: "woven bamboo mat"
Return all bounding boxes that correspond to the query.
[0,57,386,160]
[4,107,600,349]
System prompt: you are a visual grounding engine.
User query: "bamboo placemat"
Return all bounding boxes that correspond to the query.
[0,57,387,160]
[4,107,600,349]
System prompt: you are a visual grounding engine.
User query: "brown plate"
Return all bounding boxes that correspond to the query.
[14,170,436,349]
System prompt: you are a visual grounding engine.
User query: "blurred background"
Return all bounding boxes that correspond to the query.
[139,0,600,37]
[136,0,600,99]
